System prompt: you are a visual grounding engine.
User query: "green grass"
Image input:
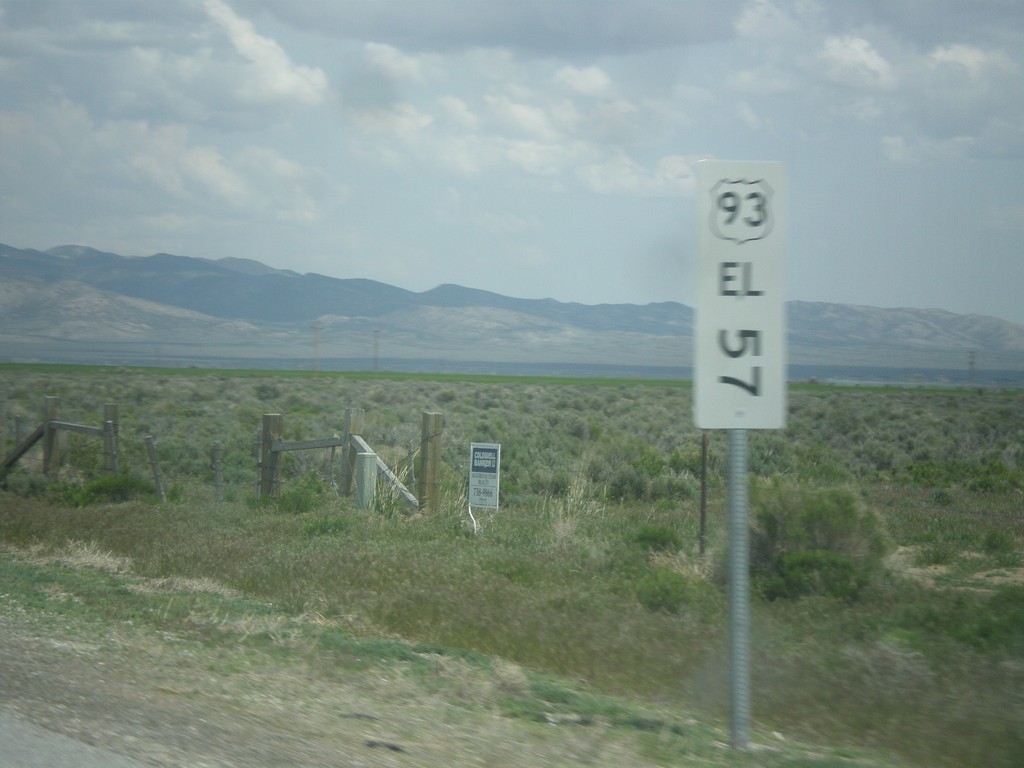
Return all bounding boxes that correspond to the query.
[2,365,1023,766]
[1,541,914,768]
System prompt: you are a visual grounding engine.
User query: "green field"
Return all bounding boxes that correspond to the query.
[1,364,1022,767]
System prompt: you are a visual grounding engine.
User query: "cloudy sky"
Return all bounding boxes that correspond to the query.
[2,1,1023,324]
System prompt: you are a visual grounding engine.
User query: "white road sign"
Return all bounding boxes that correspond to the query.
[694,160,787,429]
[468,442,500,509]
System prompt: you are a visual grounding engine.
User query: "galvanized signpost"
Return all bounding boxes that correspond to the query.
[694,160,787,750]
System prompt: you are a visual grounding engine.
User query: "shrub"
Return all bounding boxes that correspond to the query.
[650,474,695,501]
[277,472,328,514]
[982,586,1024,652]
[633,525,682,553]
[750,480,889,600]
[303,515,349,537]
[762,550,866,601]
[607,465,649,501]
[58,474,157,507]
[635,568,693,614]
[908,459,1022,492]
[966,459,1021,492]
[900,586,1024,653]
[2,470,50,499]
[981,529,1015,556]
[255,382,280,401]
[980,530,1020,568]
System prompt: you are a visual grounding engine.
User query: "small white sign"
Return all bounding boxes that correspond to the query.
[694,160,787,429]
[468,442,500,509]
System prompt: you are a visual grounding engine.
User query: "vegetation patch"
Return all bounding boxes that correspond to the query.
[750,481,890,600]
[58,474,157,507]
[2,366,1023,767]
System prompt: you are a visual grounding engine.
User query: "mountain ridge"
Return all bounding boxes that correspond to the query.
[1,244,1022,376]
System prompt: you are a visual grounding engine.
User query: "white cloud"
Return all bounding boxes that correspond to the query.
[437,95,479,130]
[5,1,1024,320]
[364,41,429,81]
[590,98,641,140]
[929,44,991,77]
[892,40,1023,151]
[501,138,570,176]
[120,122,253,208]
[819,35,895,90]
[728,65,797,94]
[0,98,327,234]
[881,133,975,163]
[431,134,491,176]
[653,155,696,192]
[239,147,322,222]
[553,65,612,96]
[485,93,561,141]
[548,98,583,132]
[349,102,434,141]
[737,101,762,130]
[577,152,693,196]
[734,0,805,41]
[204,0,328,106]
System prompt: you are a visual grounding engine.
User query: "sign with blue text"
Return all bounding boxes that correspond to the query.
[469,442,500,509]
[695,160,787,429]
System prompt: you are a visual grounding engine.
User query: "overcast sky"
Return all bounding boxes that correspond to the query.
[2,1,1023,324]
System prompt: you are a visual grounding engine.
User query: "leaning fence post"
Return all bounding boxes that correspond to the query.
[260,414,283,500]
[212,441,224,502]
[417,411,444,512]
[42,396,60,476]
[145,435,167,503]
[342,408,365,496]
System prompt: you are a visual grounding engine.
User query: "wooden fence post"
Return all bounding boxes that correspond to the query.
[342,408,364,496]
[417,411,444,512]
[103,403,119,473]
[260,414,283,499]
[42,396,59,476]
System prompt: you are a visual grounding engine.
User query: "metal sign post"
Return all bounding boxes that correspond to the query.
[727,428,750,748]
[694,160,786,750]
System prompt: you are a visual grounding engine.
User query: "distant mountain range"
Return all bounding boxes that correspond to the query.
[1,243,1022,380]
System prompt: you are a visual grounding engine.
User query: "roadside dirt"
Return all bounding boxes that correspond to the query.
[0,570,667,768]
[0,543,930,768]
[884,545,1024,590]
[0,609,411,766]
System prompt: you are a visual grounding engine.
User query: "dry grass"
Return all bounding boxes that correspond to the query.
[2,367,1023,766]
[0,542,906,767]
